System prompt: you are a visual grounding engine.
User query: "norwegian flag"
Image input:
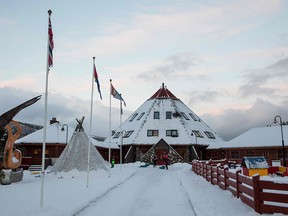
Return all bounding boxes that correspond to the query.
[48,16,54,69]
[111,83,126,106]
[94,64,102,100]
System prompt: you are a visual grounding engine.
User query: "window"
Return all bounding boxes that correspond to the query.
[246,149,255,157]
[137,112,145,120]
[123,130,134,138]
[181,112,190,120]
[204,131,216,139]
[129,113,138,122]
[189,113,198,121]
[192,130,204,138]
[147,130,159,137]
[154,111,160,119]
[166,130,178,137]
[231,150,239,159]
[166,111,172,119]
[113,132,121,138]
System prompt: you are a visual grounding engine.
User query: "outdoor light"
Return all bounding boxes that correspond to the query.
[61,124,68,145]
[273,115,286,167]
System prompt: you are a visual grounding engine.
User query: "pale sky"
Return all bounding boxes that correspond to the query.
[1,0,288,141]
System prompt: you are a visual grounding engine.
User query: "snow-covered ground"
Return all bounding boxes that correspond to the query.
[1,163,286,216]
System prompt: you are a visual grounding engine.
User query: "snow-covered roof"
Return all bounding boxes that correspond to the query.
[111,84,225,147]
[15,123,119,149]
[92,140,119,149]
[16,123,74,144]
[242,157,269,169]
[208,125,288,149]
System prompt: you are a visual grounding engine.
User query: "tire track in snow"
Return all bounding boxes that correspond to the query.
[76,167,198,216]
[73,172,135,216]
[177,177,198,216]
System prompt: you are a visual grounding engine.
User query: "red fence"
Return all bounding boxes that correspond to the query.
[192,160,288,214]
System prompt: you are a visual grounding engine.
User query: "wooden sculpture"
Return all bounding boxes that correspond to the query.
[3,120,22,169]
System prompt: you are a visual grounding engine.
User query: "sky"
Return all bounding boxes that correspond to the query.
[1,0,288,141]
[3,162,287,216]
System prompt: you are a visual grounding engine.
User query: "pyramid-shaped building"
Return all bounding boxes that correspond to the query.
[111,83,224,164]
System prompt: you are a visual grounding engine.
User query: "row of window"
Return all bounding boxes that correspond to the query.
[192,130,216,139]
[113,130,134,138]
[112,129,216,139]
[129,111,200,122]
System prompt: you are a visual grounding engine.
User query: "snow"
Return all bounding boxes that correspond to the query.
[208,125,288,149]
[1,163,286,216]
[111,97,224,147]
[242,157,269,169]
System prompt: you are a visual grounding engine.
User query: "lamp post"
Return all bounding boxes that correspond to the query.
[61,124,68,145]
[273,115,286,167]
[191,132,200,160]
[120,130,126,172]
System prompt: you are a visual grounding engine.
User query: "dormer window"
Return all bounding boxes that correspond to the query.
[166,130,178,137]
[181,112,189,120]
[137,112,145,120]
[123,130,134,138]
[189,113,198,121]
[154,111,160,119]
[113,132,121,138]
[147,130,159,137]
[129,113,138,122]
[166,111,172,119]
[204,131,216,139]
[192,130,203,138]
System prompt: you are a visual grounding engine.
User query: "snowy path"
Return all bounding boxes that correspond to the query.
[76,166,197,216]
[2,163,265,216]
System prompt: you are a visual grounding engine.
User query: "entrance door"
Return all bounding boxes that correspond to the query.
[155,147,169,165]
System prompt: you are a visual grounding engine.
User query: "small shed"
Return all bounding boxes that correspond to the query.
[242,156,269,176]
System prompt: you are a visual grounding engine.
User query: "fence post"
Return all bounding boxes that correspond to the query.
[210,165,213,184]
[192,161,196,173]
[216,166,219,185]
[224,167,228,190]
[205,163,208,181]
[236,170,241,198]
[252,174,260,213]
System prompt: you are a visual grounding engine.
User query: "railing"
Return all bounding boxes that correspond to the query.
[192,160,288,214]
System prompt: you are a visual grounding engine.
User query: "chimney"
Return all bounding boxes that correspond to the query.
[50,117,59,125]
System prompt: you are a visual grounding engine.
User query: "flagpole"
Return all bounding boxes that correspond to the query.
[108,79,112,177]
[87,57,95,187]
[119,98,123,173]
[40,9,52,208]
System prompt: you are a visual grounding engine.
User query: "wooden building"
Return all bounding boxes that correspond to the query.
[205,125,288,166]
[109,83,225,164]
[14,122,119,168]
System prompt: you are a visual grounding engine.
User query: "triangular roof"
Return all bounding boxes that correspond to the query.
[111,84,224,147]
[51,131,109,172]
[149,83,178,100]
[208,125,288,149]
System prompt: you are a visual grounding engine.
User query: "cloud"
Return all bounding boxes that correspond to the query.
[138,52,201,81]
[202,99,288,141]
[239,57,288,98]
[0,87,132,137]
[58,0,283,61]
[0,18,15,26]
[187,89,223,105]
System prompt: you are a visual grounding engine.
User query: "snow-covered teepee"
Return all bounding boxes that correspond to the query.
[51,118,109,172]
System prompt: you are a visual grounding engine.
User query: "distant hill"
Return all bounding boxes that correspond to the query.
[18,122,43,138]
